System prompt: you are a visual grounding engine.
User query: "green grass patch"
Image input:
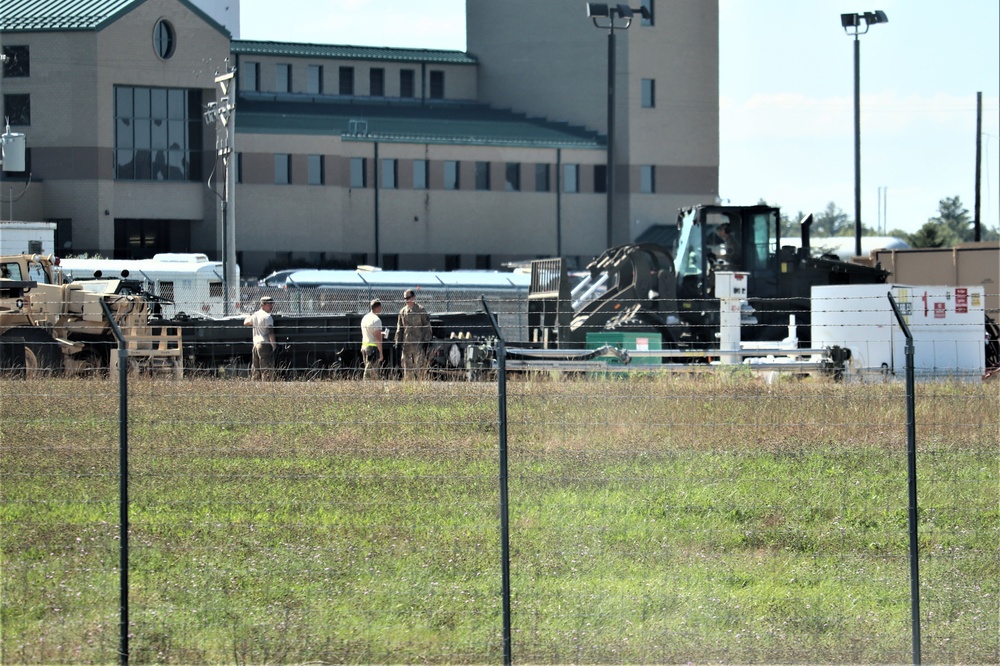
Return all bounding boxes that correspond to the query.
[1,376,997,663]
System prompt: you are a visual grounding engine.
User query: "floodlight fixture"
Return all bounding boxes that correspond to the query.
[841,9,888,35]
[586,3,609,18]
[841,10,888,256]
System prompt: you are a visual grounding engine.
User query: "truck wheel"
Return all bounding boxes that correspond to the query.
[72,350,108,378]
[1,327,63,377]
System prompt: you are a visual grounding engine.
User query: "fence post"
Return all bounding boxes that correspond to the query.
[482,297,512,666]
[887,291,922,665]
[100,300,130,665]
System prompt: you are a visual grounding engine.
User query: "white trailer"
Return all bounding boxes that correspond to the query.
[0,221,56,256]
[811,283,987,381]
[59,253,239,319]
[272,268,531,341]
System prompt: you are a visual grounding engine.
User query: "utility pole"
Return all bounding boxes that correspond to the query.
[974,91,982,242]
[205,65,238,315]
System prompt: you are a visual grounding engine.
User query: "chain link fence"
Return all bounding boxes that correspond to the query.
[246,282,529,343]
[1,372,997,663]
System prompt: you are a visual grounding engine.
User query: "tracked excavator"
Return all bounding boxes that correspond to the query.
[528,204,890,351]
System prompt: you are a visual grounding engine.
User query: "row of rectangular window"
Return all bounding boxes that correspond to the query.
[266,157,656,193]
[243,62,444,99]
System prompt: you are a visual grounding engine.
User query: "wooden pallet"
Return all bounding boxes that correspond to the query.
[110,325,184,378]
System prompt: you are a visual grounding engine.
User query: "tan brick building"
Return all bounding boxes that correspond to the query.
[1,0,718,276]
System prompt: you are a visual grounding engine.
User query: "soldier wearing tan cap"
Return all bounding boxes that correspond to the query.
[243,296,277,379]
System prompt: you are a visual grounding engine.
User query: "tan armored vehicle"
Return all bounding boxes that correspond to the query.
[0,254,161,375]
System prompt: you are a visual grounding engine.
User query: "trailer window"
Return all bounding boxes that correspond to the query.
[159,281,174,301]
[209,281,223,298]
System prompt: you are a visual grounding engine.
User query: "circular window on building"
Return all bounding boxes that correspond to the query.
[153,19,176,59]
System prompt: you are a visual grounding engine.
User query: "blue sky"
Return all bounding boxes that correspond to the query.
[240,0,1000,235]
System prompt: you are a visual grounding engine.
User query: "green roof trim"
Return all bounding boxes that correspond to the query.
[232,40,476,65]
[235,97,603,150]
[0,0,229,37]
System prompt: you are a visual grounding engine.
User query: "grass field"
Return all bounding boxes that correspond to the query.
[1,375,997,664]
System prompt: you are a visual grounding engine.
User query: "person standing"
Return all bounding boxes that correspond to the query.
[244,296,277,380]
[360,299,386,380]
[395,288,432,379]
[717,223,742,270]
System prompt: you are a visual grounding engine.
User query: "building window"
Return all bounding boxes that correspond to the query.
[383,254,399,270]
[564,164,579,193]
[445,254,461,271]
[475,162,490,190]
[152,19,175,60]
[244,62,259,92]
[307,65,323,94]
[444,160,460,190]
[237,152,243,183]
[381,159,397,188]
[114,219,190,259]
[641,0,654,26]
[641,165,655,193]
[276,64,291,93]
[400,69,415,98]
[370,68,385,97]
[2,46,29,77]
[2,94,30,126]
[641,79,655,108]
[476,254,491,269]
[413,159,428,190]
[350,157,367,188]
[505,163,521,192]
[114,86,202,181]
[429,70,445,99]
[535,164,550,192]
[275,154,291,184]
[339,67,355,95]
[308,155,324,185]
[594,164,607,194]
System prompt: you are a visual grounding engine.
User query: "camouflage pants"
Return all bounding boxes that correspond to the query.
[400,342,426,379]
[362,346,381,380]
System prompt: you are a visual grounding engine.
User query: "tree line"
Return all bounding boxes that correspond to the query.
[775,196,999,248]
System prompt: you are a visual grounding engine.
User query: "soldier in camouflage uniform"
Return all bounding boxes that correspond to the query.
[394,288,432,379]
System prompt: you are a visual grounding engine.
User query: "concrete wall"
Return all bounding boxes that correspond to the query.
[467,0,720,245]
[233,136,606,274]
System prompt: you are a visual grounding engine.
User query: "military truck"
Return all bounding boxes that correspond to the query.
[0,254,158,375]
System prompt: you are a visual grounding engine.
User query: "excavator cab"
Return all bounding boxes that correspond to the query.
[674,205,780,303]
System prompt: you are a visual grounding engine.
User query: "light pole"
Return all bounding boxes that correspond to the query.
[841,10,887,257]
[587,3,650,249]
